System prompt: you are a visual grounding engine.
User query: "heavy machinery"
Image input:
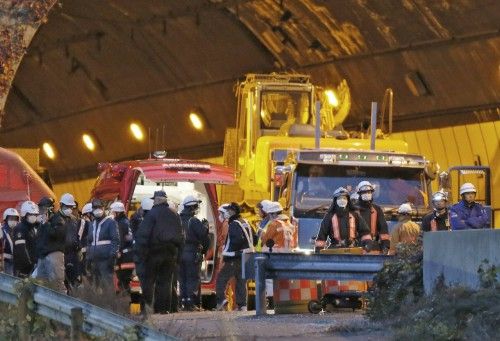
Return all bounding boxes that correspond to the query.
[221,73,439,249]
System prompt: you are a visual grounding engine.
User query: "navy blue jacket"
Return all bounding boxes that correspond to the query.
[450,201,490,230]
[86,215,120,261]
[13,218,39,275]
[1,223,14,261]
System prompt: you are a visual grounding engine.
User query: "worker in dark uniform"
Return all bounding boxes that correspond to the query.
[215,202,256,311]
[356,181,390,254]
[36,195,70,293]
[315,187,371,252]
[77,203,93,283]
[135,190,183,316]
[179,195,210,311]
[86,199,120,292]
[450,183,490,230]
[13,201,40,278]
[55,193,80,292]
[1,208,20,275]
[422,191,450,232]
[111,201,134,292]
[130,198,154,237]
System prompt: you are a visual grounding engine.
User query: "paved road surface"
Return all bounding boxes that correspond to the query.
[148,310,389,340]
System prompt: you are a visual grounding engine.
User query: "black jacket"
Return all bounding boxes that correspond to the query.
[135,202,183,255]
[115,214,133,251]
[317,209,370,247]
[221,216,255,260]
[357,202,389,240]
[13,218,39,275]
[422,210,450,232]
[39,211,76,257]
[180,212,210,254]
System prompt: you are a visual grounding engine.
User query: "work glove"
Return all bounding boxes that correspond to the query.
[361,239,373,252]
[380,240,390,255]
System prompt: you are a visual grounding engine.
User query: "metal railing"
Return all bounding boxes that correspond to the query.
[0,273,176,340]
[242,252,392,315]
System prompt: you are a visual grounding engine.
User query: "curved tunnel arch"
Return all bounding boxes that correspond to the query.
[0,1,498,210]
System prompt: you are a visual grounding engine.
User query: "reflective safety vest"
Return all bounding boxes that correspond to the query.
[331,213,356,242]
[430,213,450,231]
[366,207,390,241]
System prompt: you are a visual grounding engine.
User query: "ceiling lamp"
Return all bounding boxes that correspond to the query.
[324,89,339,107]
[82,133,97,151]
[42,142,56,160]
[189,111,204,131]
[130,122,144,141]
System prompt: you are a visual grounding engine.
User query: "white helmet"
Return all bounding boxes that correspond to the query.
[333,187,349,198]
[265,201,283,214]
[3,208,20,221]
[141,197,154,211]
[110,201,125,212]
[459,183,476,196]
[357,181,374,193]
[432,191,448,202]
[182,195,201,207]
[260,200,274,214]
[397,203,413,214]
[20,201,39,217]
[82,203,93,215]
[60,193,76,207]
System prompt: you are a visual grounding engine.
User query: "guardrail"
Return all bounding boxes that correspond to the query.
[0,273,176,340]
[242,252,392,315]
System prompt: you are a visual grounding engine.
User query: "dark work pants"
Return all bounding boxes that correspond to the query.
[90,257,114,291]
[116,252,134,291]
[216,257,246,307]
[179,250,201,304]
[141,243,178,313]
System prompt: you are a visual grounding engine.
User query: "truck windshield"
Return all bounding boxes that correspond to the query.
[260,91,311,130]
[293,164,426,218]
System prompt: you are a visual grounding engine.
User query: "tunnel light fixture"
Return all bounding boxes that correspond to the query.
[82,133,96,151]
[130,122,144,141]
[324,89,339,107]
[42,142,56,160]
[189,111,204,131]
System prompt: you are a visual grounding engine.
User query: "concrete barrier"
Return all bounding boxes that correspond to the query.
[423,229,500,294]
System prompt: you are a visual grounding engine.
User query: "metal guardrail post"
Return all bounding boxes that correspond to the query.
[70,307,83,341]
[254,254,267,316]
[17,282,32,341]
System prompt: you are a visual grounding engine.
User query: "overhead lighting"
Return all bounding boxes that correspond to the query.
[130,123,144,141]
[324,89,339,107]
[82,133,96,151]
[42,142,56,160]
[189,112,204,130]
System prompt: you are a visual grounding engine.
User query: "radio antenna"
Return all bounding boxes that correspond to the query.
[148,127,152,159]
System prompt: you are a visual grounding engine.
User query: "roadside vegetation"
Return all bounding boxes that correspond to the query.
[367,240,500,340]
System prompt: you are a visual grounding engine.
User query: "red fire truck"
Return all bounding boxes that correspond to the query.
[0,147,55,215]
[90,156,234,308]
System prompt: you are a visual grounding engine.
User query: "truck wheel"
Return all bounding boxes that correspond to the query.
[308,300,322,314]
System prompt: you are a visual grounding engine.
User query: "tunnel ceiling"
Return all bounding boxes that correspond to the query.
[0,0,499,182]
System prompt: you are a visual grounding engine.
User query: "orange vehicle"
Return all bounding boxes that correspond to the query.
[90,155,234,308]
[0,147,55,214]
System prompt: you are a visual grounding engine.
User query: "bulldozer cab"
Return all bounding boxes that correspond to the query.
[235,74,315,160]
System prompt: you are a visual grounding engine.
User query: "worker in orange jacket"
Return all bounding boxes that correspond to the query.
[260,201,295,252]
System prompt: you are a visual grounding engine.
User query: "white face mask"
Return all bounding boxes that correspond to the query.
[27,215,37,224]
[93,209,104,218]
[361,193,373,201]
[7,220,18,228]
[336,198,348,208]
[62,208,73,216]
[37,214,47,224]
